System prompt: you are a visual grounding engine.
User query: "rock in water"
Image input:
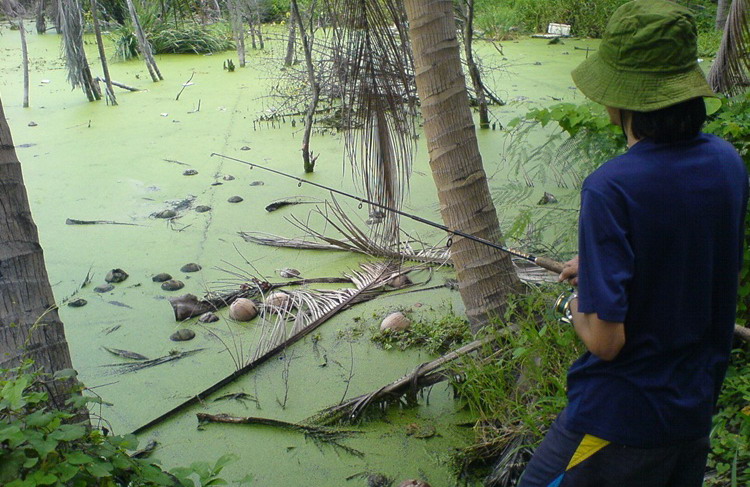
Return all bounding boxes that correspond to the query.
[198,312,220,323]
[249,181,265,186]
[105,268,129,283]
[154,209,177,219]
[180,263,202,273]
[68,298,87,308]
[229,298,258,321]
[152,273,172,282]
[170,329,195,341]
[277,268,301,279]
[183,169,198,176]
[161,280,185,291]
[380,312,411,332]
[227,196,244,203]
[195,205,211,213]
[94,283,115,293]
[222,174,235,181]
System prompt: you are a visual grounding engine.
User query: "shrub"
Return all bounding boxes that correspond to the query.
[0,362,249,487]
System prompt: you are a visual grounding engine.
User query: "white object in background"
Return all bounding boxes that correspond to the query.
[548,23,571,36]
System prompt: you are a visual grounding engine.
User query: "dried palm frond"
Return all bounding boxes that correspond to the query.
[323,0,418,245]
[708,0,750,95]
[58,0,100,101]
[251,262,420,361]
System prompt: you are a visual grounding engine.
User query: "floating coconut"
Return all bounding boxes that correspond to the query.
[68,298,87,308]
[387,274,412,289]
[265,292,290,310]
[170,329,195,341]
[152,273,172,282]
[227,195,244,203]
[229,298,258,321]
[380,312,411,332]
[195,205,211,213]
[105,268,129,283]
[180,263,202,273]
[198,312,220,323]
[161,279,185,291]
[94,283,114,293]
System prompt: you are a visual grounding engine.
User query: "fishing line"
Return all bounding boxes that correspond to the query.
[210,153,565,274]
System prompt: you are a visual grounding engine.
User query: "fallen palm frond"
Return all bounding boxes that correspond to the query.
[708,0,750,95]
[102,347,148,361]
[251,262,422,361]
[242,200,555,284]
[463,430,533,487]
[102,349,205,374]
[133,263,416,434]
[196,413,364,457]
[310,334,503,426]
[168,277,353,321]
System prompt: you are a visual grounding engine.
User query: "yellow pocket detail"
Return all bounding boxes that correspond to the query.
[567,434,610,470]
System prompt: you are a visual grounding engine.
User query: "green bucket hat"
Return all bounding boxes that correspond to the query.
[571,0,715,112]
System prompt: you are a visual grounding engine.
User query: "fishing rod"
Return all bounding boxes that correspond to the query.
[210,153,565,275]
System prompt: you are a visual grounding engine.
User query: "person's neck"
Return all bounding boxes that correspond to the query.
[626,133,641,148]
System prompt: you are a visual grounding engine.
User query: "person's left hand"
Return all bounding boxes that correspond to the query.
[559,255,579,287]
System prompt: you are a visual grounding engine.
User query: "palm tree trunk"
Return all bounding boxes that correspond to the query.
[35,0,47,34]
[228,0,246,67]
[403,0,522,330]
[90,0,117,105]
[285,15,297,66]
[125,0,163,82]
[717,0,731,30]
[19,19,30,108]
[461,0,490,129]
[0,97,79,411]
[59,0,101,101]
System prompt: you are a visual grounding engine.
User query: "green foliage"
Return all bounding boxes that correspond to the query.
[473,0,719,39]
[114,2,234,59]
[706,348,750,486]
[452,289,584,436]
[704,92,750,324]
[371,313,473,355]
[0,362,249,487]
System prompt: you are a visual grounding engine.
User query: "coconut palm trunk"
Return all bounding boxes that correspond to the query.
[59,0,101,101]
[19,18,30,108]
[708,0,750,95]
[403,0,522,330]
[0,97,79,410]
[125,0,163,82]
[717,0,731,29]
[90,0,117,105]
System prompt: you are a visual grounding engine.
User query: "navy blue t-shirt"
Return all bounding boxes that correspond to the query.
[564,133,748,447]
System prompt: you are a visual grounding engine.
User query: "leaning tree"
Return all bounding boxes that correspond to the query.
[403,0,522,329]
[0,96,79,410]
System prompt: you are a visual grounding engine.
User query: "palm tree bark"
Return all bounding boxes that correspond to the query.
[0,97,78,410]
[460,0,490,129]
[403,0,522,330]
[90,0,117,105]
[717,0,730,30]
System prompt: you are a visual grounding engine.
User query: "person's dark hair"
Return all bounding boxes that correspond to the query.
[625,97,707,143]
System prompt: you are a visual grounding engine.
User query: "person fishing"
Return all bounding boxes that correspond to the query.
[519,1,748,486]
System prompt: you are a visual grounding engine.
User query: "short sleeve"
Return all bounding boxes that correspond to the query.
[577,185,634,323]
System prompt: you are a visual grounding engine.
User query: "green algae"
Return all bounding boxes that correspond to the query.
[0,26,602,486]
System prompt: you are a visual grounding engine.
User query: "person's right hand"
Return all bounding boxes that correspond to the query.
[559,255,579,287]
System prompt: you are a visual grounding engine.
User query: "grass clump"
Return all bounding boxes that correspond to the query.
[371,313,473,355]
[451,289,583,467]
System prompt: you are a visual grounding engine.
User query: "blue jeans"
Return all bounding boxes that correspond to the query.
[519,411,710,487]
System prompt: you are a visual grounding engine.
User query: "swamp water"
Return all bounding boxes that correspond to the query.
[1,27,598,485]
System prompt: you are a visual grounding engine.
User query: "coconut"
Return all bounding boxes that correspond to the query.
[229,298,258,321]
[380,312,411,332]
[265,292,290,309]
[387,274,412,289]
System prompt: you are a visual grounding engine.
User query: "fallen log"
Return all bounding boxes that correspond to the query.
[95,77,140,91]
[736,323,750,343]
[310,334,504,426]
